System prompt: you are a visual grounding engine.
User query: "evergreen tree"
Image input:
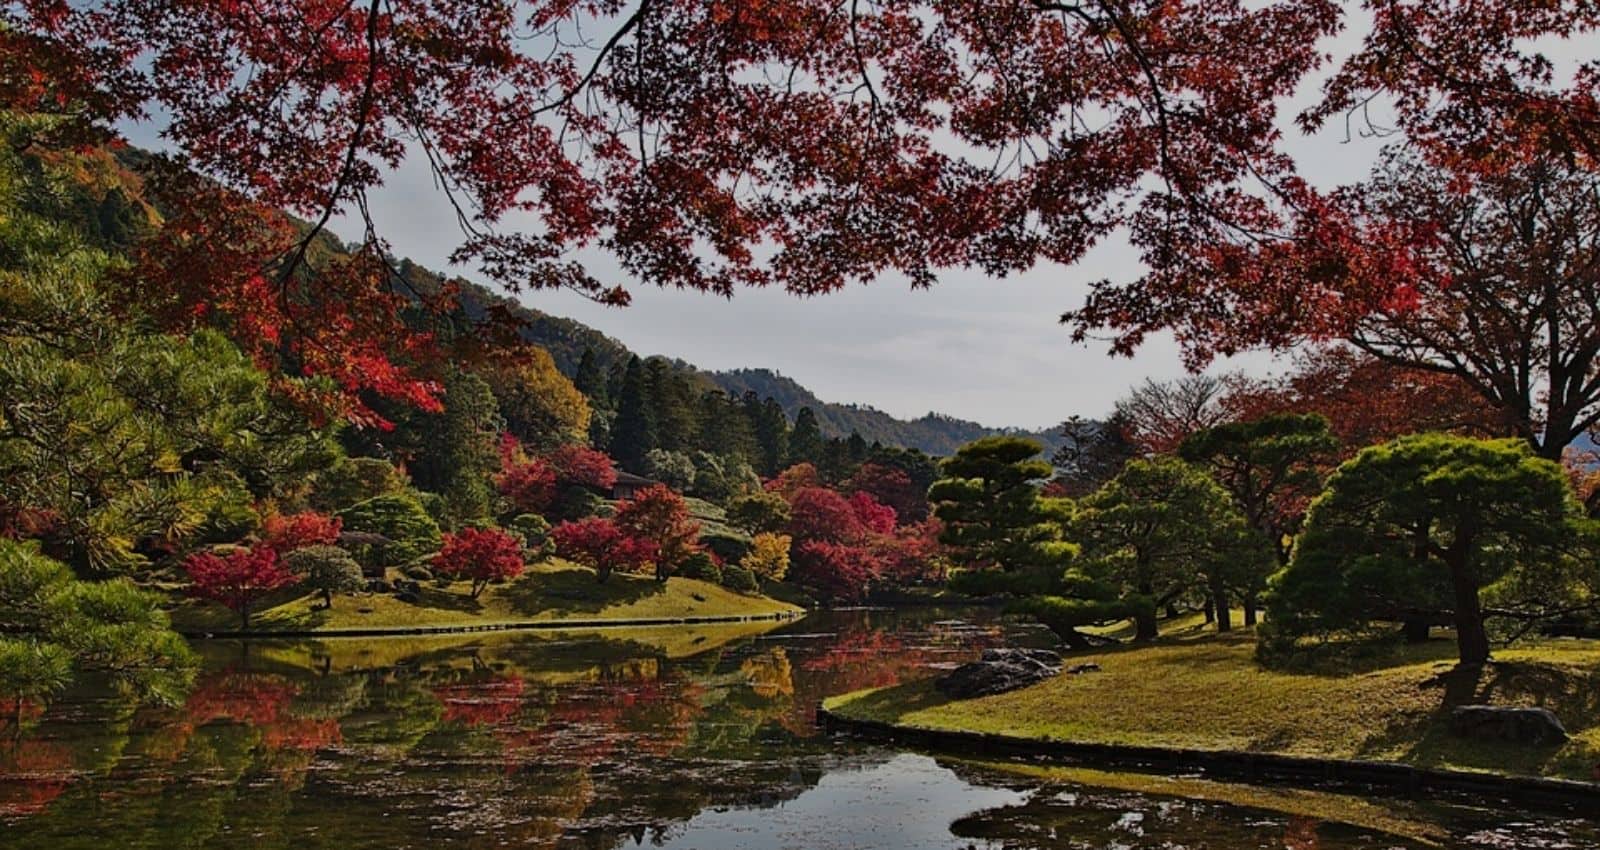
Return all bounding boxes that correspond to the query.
[610,356,655,472]
[846,432,870,465]
[644,358,695,452]
[409,370,502,527]
[744,393,789,476]
[788,407,825,466]
[574,346,608,407]
[698,390,756,462]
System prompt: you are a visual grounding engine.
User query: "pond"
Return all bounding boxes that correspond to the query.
[1,608,1594,849]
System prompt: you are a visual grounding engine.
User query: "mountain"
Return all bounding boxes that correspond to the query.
[708,369,1065,456]
[410,261,1067,457]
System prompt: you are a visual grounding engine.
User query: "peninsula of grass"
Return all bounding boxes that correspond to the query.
[169,558,803,635]
[825,620,1600,783]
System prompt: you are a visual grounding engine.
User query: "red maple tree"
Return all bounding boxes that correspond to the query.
[551,517,655,583]
[432,527,526,598]
[7,1,1594,438]
[259,511,343,554]
[184,545,299,629]
[613,485,700,581]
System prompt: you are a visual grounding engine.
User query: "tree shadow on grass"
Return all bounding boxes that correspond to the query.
[835,679,956,724]
[1257,634,1461,678]
[1355,658,1600,777]
[496,565,665,617]
[407,585,484,614]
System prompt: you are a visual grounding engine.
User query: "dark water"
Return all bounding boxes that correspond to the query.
[1,609,1595,849]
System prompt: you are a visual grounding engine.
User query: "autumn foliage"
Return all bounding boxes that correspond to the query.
[259,511,342,554]
[432,527,526,598]
[184,546,298,629]
[613,485,700,581]
[551,517,654,583]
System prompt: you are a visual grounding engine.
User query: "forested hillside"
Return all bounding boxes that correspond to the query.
[421,265,1066,456]
[709,369,1064,455]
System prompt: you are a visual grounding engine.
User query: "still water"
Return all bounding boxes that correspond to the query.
[1,609,1594,849]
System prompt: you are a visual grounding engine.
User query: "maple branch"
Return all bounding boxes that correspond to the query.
[274,0,383,292]
[531,0,655,119]
[848,0,882,113]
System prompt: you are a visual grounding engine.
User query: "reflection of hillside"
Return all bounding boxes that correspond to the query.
[191,618,788,677]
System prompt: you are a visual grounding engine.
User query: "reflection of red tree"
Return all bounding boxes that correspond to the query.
[1283,816,1321,850]
[0,697,43,728]
[145,670,342,762]
[434,674,527,728]
[0,738,73,817]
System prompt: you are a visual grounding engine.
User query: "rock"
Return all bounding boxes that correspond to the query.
[935,648,1063,699]
[394,579,421,594]
[394,590,420,604]
[1067,663,1101,674]
[1448,705,1568,746]
[365,578,393,593]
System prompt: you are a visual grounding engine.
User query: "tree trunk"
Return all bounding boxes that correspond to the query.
[1402,619,1430,643]
[1133,606,1159,642]
[240,604,251,631]
[1202,597,1215,624]
[322,587,333,609]
[1451,564,1491,665]
[1213,589,1232,633]
[1242,595,1258,627]
[1164,601,1180,619]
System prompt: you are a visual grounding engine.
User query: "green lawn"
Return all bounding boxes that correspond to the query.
[828,622,1600,782]
[170,558,803,633]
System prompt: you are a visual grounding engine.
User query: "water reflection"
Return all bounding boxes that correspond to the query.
[0,609,1594,849]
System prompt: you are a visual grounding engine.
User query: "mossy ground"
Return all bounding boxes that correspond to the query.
[169,558,802,633]
[827,616,1600,782]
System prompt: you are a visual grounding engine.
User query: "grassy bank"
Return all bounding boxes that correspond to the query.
[827,621,1600,782]
[170,559,803,634]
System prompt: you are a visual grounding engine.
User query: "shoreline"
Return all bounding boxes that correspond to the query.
[179,608,805,640]
[815,705,1600,812]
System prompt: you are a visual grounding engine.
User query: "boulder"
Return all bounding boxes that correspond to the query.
[935,648,1063,699]
[1448,705,1568,746]
[1067,662,1101,674]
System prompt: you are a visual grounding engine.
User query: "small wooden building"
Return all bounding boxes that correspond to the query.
[611,471,659,500]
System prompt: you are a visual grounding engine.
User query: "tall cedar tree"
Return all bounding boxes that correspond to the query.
[787,407,825,467]
[574,348,607,407]
[610,356,655,473]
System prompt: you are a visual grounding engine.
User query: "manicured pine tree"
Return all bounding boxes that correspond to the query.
[1179,412,1340,624]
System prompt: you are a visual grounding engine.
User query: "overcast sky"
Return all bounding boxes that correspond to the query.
[117,15,1584,432]
[340,33,1374,432]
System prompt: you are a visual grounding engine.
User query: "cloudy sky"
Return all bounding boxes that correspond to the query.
[343,44,1374,432]
[117,14,1581,432]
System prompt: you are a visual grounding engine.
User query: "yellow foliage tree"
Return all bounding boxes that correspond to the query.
[741,532,792,581]
[482,346,591,448]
